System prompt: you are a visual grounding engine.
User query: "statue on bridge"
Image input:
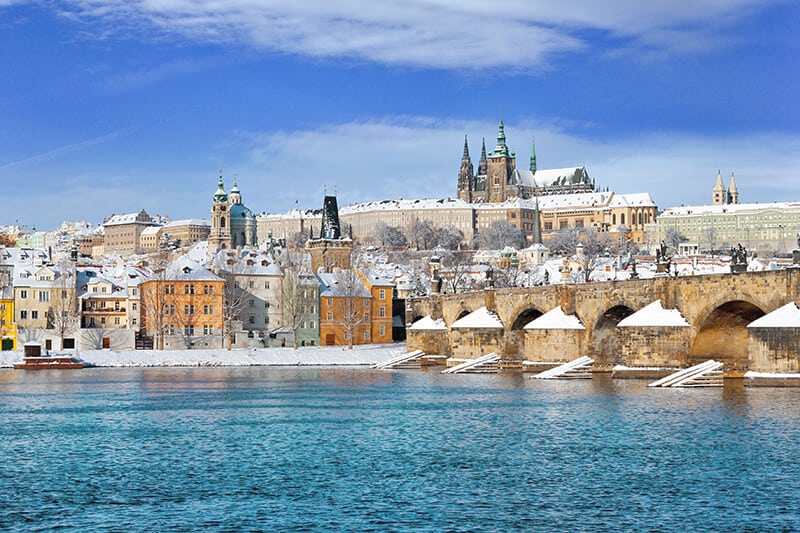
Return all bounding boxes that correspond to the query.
[729,243,748,273]
[656,240,672,274]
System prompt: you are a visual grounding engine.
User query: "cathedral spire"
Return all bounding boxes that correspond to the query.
[492,120,509,157]
[712,169,726,205]
[728,172,739,204]
[478,138,488,173]
[462,135,470,160]
[529,136,537,173]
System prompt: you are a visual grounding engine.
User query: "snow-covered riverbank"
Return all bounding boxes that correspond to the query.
[0,343,405,368]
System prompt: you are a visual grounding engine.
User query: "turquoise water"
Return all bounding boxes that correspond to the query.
[1,368,799,532]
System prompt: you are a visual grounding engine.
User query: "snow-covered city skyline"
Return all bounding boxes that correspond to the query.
[1,1,799,229]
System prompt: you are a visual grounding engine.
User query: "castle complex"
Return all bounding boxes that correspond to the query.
[458,121,593,203]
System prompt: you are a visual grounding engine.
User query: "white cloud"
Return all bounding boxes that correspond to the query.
[229,117,800,214]
[50,0,775,69]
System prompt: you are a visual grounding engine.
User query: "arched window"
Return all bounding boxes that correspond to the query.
[612,214,617,225]
[638,212,643,225]
[621,214,626,225]
[221,217,226,228]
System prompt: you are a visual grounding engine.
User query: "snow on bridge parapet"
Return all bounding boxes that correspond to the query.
[524,306,584,330]
[617,300,689,328]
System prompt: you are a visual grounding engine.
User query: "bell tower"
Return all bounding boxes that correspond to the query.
[208,170,232,254]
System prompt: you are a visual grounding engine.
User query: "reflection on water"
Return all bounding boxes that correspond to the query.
[1,367,799,531]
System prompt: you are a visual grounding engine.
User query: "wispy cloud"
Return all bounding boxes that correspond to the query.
[0,128,133,172]
[230,117,800,213]
[47,0,774,69]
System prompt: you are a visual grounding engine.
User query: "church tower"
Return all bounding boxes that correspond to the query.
[712,170,726,205]
[208,171,232,254]
[457,135,474,202]
[727,173,739,204]
[486,121,517,203]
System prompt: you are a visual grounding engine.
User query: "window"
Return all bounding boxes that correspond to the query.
[38,291,50,303]
[364,331,370,340]
[132,303,137,311]
[165,325,175,335]
[379,289,385,299]
[101,317,106,325]
[264,281,270,289]
[310,321,315,329]
[327,298,332,306]
[249,280,254,288]
[379,325,386,336]
[184,325,195,336]
[249,299,255,308]
[131,288,138,296]
[203,284,214,295]
[92,286,98,293]
[100,301,106,308]
[365,312,370,320]
[20,310,27,319]
[114,301,120,311]
[379,306,386,318]
[203,325,212,335]
[132,318,137,326]
[560,221,568,229]
[88,317,95,327]
[544,222,553,231]
[114,317,120,325]
[31,310,38,319]
[249,316,255,324]
[185,304,195,315]
[184,284,194,295]
[327,311,333,320]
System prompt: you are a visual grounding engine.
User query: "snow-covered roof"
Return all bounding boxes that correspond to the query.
[514,167,589,188]
[451,306,504,329]
[524,306,584,330]
[140,226,162,236]
[617,300,689,327]
[163,255,222,282]
[747,302,800,328]
[340,197,472,215]
[609,192,657,208]
[661,201,800,217]
[409,315,447,330]
[103,212,154,226]
[164,218,210,228]
[317,271,370,298]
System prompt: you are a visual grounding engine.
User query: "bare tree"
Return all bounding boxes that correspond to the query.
[219,270,250,350]
[279,250,309,349]
[409,218,435,250]
[139,252,171,350]
[701,227,719,256]
[334,268,370,349]
[546,227,580,256]
[480,220,525,250]
[47,261,80,350]
[665,228,688,254]
[434,225,464,250]
[438,250,476,294]
[372,222,408,248]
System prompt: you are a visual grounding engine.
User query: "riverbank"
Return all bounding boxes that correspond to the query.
[0,343,404,368]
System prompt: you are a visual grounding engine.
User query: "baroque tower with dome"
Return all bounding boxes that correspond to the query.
[208,172,258,254]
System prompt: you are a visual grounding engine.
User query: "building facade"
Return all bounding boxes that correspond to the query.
[102,210,158,256]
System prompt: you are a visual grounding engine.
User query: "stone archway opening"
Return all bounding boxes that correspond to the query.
[689,300,765,368]
[590,305,636,364]
[506,308,545,357]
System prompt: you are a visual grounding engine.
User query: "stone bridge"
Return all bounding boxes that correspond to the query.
[406,269,800,373]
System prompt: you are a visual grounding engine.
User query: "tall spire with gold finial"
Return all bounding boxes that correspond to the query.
[529,135,537,173]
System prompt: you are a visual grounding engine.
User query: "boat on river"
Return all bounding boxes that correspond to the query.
[13,343,88,370]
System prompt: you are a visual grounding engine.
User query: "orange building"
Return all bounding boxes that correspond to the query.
[140,258,224,349]
[358,268,394,344]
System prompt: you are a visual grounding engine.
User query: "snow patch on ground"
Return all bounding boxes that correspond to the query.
[0,343,404,368]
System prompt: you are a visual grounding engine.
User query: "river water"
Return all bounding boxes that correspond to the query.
[1,367,798,531]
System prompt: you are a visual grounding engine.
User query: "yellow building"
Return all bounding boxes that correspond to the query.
[0,288,16,351]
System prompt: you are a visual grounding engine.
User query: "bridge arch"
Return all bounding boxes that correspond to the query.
[588,303,637,365]
[506,306,546,357]
[688,297,767,368]
[445,307,473,328]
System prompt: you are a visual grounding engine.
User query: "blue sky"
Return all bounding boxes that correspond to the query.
[1,0,798,230]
